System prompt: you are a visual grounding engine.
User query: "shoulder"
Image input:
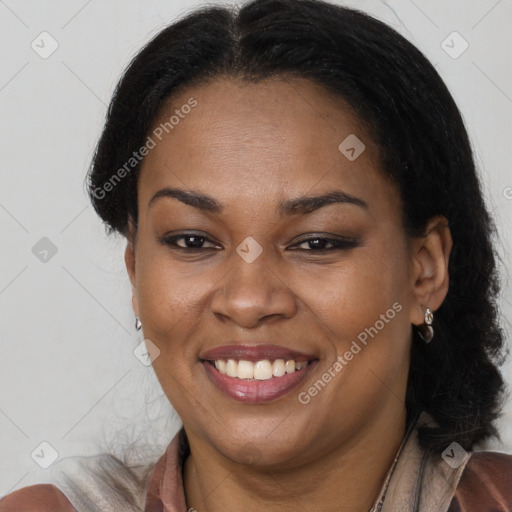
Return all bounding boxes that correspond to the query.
[0,483,76,512]
[448,450,512,511]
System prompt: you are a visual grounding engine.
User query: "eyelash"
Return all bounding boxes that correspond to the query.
[158,233,360,252]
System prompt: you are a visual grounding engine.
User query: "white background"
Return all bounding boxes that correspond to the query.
[1,0,511,493]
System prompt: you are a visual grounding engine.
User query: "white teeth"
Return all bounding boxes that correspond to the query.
[272,359,286,377]
[215,360,227,374]
[212,358,311,380]
[254,360,273,380]
[237,360,254,379]
[285,360,296,373]
[226,359,238,378]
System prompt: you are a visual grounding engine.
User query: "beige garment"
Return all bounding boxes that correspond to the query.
[379,412,469,511]
[45,451,153,512]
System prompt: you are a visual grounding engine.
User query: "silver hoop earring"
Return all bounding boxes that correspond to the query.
[135,316,142,331]
[417,305,434,343]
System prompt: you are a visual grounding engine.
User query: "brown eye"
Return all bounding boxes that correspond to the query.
[290,236,360,252]
[159,233,220,250]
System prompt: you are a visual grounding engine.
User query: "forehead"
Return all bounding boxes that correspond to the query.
[138,76,395,216]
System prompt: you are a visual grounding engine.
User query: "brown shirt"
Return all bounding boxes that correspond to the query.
[2,415,512,511]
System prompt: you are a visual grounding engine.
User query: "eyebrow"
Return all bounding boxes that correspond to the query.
[148,187,368,216]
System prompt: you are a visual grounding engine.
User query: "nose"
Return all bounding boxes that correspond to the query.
[210,248,297,329]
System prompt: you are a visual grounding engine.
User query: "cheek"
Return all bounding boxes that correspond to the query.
[134,246,210,352]
[300,246,407,333]
[135,252,210,411]
[301,263,411,420]
[298,241,411,381]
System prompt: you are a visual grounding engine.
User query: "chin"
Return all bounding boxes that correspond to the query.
[207,426,312,468]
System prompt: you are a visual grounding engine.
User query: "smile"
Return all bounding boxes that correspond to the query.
[200,344,319,403]
[202,358,317,403]
[213,358,310,380]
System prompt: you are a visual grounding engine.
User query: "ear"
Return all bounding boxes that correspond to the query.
[408,215,453,326]
[124,217,139,317]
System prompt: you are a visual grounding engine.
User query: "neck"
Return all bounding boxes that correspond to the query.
[183,407,408,512]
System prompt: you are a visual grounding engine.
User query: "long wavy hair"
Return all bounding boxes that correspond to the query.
[83,0,508,505]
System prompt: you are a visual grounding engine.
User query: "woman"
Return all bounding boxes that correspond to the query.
[1,0,511,510]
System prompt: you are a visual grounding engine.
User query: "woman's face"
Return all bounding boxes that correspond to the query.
[127,76,422,467]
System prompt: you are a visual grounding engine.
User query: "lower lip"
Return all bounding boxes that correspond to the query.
[202,360,318,403]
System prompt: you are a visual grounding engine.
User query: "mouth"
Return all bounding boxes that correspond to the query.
[200,344,319,403]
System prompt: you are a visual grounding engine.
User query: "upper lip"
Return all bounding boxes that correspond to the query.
[200,344,317,362]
